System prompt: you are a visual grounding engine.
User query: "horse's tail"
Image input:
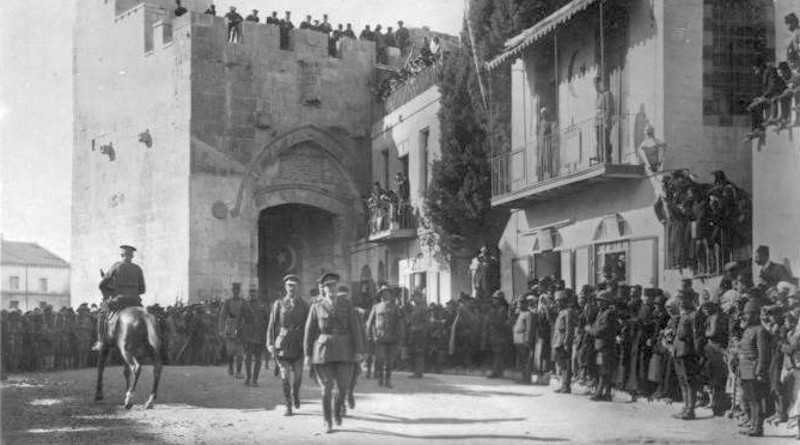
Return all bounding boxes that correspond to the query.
[143,312,160,357]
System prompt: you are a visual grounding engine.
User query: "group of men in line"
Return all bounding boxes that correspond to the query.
[216,272,431,432]
[503,244,797,438]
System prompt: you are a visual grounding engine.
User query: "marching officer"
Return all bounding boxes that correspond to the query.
[304,273,364,433]
[93,245,146,351]
[366,286,405,388]
[267,275,309,416]
[242,284,269,387]
[552,290,578,393]
[218,282,249,379]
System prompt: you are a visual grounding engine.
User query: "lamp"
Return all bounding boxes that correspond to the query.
[638,124,666,173]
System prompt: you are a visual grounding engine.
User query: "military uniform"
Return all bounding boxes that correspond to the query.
[407,297,430,378]
[242,292,269,386]
[738,302,771,436]
[483,292,511,378]
[94,245,146,351]
[552,293,578,393]
[218,283,250,378]
[267,279,310,414]
[668,302,705,419]
[304,274,364,432]
[366,294,405,387]
[589,292,619,400]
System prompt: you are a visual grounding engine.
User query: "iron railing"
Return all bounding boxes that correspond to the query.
[491,114,638,199]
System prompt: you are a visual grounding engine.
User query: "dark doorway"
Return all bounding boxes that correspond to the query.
[258,204,337,304]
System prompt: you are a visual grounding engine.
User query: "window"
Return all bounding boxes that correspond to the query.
[39,278,48,293]
[410,272,427,297]
[702,0,774,126]
[9,276,19,291]
[418,128,430,196]
[511,256,532,298]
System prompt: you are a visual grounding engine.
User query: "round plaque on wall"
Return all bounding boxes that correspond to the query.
[212,201,228,219]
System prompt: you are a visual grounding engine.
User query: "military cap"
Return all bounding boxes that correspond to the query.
[491,290,505,299]
[119,244,137,252]
[554,290,569,301]
[318,272,340,286]
[336,285,350,297]
[283,274,300,284]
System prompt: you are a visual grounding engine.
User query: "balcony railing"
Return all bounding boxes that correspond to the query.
[368,201,417,242]
[491,114,644,204]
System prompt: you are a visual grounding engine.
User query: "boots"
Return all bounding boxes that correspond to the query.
[227,359,234,376]
[244,355,252,386]
[322,394,333,433]
[92,316,106,352]
[384,367,393,388]
[251,356,262,386]
[282,382,293,416]
[235,355,244,379]
[293,381,301,409]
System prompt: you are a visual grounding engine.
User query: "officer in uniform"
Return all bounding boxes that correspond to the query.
[218,282,249,378]
[552,290,578,393]
[407,290,430,379]
[669,290,706,420]
[242,284,269,387]
[483,290,511,378]
[738,299,771,437]
[267,275,309,416]
[93,245,146,351]
[366,286,405,388]
[304,273,364,433]
[588,290,619,401]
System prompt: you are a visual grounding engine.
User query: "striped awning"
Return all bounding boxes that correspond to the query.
[486,0,601,71]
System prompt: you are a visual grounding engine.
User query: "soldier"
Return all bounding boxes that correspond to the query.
[299,14,313,30]
[588,290,619,401]
[366,286,405,387]
[395,20,410,54]
[407,290,430,379]
[668,290,705,420]
[483,290,511,379]
[242,285,269,387]
[552,290,578,393]
[304,273,364,433]
[343,23,356,39]
[318,14,333,34]
[266,11,279,24]
[94,245,146,351]
[346,295,369,413]
[738,299,771,436]
[267,275,309,416]
[218,282,248,379]
[224,6,244,43]
[204,4,216,15]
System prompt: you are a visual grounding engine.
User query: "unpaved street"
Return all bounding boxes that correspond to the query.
[2,365,796,444]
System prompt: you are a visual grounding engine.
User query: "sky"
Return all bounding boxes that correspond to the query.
[0,0,464,262]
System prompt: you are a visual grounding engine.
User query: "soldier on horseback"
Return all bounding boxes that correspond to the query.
[93,245,146,351]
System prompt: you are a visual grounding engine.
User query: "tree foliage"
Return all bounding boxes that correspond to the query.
[424,0,563,259]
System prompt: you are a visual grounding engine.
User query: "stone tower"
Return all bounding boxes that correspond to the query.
[73,0,377,304]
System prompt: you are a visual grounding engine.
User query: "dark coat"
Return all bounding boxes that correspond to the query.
[267,297,309,360]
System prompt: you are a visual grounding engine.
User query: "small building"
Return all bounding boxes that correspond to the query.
[487,0,770,296]
[1,240,71,311]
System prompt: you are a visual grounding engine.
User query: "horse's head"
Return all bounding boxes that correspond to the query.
[99,268,114,300]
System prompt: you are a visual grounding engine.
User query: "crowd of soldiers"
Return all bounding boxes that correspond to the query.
[496,244,799,439]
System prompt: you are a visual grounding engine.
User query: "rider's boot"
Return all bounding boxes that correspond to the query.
[92,314,106,351]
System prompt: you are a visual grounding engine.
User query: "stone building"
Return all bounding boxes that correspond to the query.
[752,0,800,281]
[487,0,771,296]
[72,0,458,305]
[1,240,71,311]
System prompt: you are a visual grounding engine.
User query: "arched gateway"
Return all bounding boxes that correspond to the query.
[236,125,365,302]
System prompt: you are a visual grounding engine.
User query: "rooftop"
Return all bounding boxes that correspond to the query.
[1,241,70,268]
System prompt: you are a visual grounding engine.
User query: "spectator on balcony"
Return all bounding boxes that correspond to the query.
[396,21,410,55]
[359,25,375,41]
[225,7,244,44]
[594,76,615,163]
[343,23,356,39]
[204,4,216,16]
[319,15,333,34]
[754,245,793,289]
[536,107,557,181]
[245,9,260,23]
[385,27,396,48]
[774,61,800,128]
[173,0,188,17]
[746,57,786,140]
[266,11,279,24]
[430,36,441,61]
[395,172,410,205]
[786,13,800,67]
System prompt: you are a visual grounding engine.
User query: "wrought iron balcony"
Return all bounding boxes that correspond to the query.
[368,201,417,242]
[491,114,645,208]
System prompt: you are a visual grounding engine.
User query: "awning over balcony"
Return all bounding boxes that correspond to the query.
[486,0,601,71]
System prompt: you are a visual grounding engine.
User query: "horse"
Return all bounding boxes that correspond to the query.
[95,272,163,410]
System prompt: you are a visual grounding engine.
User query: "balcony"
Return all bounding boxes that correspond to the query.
[368,201,417,243]
[491,114,645,209]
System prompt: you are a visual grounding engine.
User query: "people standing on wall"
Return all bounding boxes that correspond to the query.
[267,275,310,416]
[304,273,364,433]
[343,23,356,39]
[266,11,279,24]
[245,9,259,23]
[359,25,374,41]
[319,15,333,34]
[218,282,248,379]
[395,20,410,55]
[279,12,294,49]
[299,15,313,30]
[204,4,216,16]
[224,6,244,44]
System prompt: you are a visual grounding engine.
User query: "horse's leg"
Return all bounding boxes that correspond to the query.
[145,348,162,409]
[94,346,111,401]
[119,338,140,410]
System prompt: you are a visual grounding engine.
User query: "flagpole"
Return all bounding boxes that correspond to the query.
[464,0,488,109]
